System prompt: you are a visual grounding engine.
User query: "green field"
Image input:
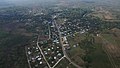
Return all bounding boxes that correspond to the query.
[55,58,76,68]
[102,34,120,46]
[90,43,112,68]
[102,31,120,68]
[67,33,85,66]
[67,33,113,68]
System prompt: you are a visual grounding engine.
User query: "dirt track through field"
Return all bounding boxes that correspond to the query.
[100,35,120,68]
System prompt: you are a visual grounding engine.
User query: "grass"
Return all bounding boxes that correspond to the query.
[67,33,85,46]
[67,33,85,66]
[102,33,120,46]
[67,33,113,68]
[67,33,85,55]
[102,34,117,44]
[55,58,76,68]
[68,47,85,66]
[101,31,120,68]
[90,43,113,68]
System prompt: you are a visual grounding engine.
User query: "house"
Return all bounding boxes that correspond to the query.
[40,61,43,64]
[28,51,31,55]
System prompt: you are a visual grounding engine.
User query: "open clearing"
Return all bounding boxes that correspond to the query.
[55,58,76,68]
[101,29,120,68]
[66,33,112,68]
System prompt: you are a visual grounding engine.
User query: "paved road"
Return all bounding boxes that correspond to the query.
[54,20,82,68]
[36,23,68,68]
[52,56,65,68]
[48,23,51,39]
[37,34,64,68]
[37,36,51,68]
[25,47,32,68]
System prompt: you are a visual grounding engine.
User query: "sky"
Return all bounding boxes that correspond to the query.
[2,0,57,3]
[1,0,120,7]
[0,0,58,6]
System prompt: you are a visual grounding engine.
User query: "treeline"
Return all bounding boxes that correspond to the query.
[59,8,92,19]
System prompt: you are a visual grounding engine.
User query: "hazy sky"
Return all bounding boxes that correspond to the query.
[3,0,57,3]
[0,0,58,6]
[1,0,120,7]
